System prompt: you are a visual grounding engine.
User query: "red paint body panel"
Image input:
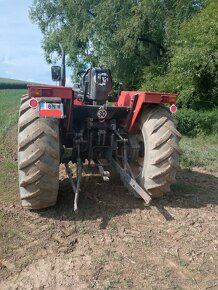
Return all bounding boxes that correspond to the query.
[39,109,62,117]
[28,85,72,99]
[28,84,177,132]
[114,91,177,131]
[73,99,85,105]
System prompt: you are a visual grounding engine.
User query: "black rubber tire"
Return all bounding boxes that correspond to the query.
[18,95,60,209]
[129,104,182,198]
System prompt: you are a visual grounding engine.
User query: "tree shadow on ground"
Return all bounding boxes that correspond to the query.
[37,168,218,228]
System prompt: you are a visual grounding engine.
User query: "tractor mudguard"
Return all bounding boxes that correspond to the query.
[114,91,177,131]
[28,85,73,99]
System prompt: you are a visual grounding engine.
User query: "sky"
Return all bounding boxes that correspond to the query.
[0,0,72,85]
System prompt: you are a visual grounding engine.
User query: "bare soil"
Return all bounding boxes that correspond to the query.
[0,127,217,290]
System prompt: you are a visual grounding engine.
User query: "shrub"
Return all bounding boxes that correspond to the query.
[175,108,218,136]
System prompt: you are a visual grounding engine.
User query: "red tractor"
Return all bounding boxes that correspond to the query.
[18,52,181,211]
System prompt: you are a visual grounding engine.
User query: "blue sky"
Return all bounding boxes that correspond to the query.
[0,0,72,85]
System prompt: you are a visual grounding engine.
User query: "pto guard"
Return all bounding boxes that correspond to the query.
[28,85,72,100]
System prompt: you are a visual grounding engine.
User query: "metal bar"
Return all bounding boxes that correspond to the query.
[111,158,152,205]
[59,43,66,87]
[65,163,76,193]
[74,157,82,212]
[64,146,82,212]
[123,141,128,171]
[94,160,110,181]
[114,129,125,142]
[125,94,139,130]
[88,131,93,164]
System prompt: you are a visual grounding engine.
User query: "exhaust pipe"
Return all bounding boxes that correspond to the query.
[59,43,66,87]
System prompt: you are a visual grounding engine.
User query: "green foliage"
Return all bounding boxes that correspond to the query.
[175,108,218,136]
[29,0,204,89]
[142,0,218,109]
[30,0,217,108]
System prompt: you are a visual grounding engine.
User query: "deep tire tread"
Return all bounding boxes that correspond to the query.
[151,147,174,165]
[152,130,171,149]
[20,170,42,187]
[19,146,44,170]
[19,113,38,132]
[131,104,181,198]
[18,95,60,209]
[150,116,167,134]
[164,122,182,139]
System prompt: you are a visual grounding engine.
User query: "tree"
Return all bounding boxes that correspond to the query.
[142,0,218,108]
[30,0,205,91]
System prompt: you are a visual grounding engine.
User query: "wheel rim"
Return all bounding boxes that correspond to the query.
[128,123,144,179]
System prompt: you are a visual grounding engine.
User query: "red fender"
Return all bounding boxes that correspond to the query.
[114,91,177,131]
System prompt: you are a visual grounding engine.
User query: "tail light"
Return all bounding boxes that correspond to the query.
[30,88,53,98]
[161,95,177,104]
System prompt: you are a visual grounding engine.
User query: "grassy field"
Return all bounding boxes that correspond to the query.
[180,134,218,171]
[0,89,27,136]
[0,89,26,204]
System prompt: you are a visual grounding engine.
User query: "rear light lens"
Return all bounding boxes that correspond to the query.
[161,95,177,104]
[29,98,38,108]
[170,104,177,113]
[30,88,53,98]
[42,89,53,97]
[31,89,41,98]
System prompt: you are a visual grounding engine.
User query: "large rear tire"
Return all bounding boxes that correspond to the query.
[129,104,182,198]
[18,95,60,209]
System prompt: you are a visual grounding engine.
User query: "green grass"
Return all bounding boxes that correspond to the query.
[0,89,26,203]
[180,134,218,171]
[0,89,27,136]
[0,159,19,204]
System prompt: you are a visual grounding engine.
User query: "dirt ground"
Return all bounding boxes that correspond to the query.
[0,127,217,290]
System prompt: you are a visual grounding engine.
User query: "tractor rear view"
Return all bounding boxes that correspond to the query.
[18,56,181,211]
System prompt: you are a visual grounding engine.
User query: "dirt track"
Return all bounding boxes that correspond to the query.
[0,159,217,289]
[0,125,217,289]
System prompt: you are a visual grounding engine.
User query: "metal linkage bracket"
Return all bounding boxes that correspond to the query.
[97,163,110,181]
[111,158,152,205]
[112,128,151,205]
[65,158,82,212]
